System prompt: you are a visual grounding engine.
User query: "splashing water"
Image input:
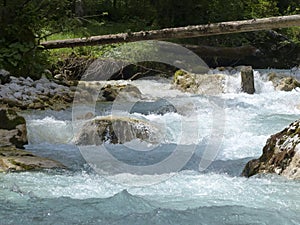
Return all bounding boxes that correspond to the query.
[2,69,300,224]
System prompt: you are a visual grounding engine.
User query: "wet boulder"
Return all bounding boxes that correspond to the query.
[0,146,66,172]
[75,82,142,102]
[74,116,162,145]
[173,70,225,95]
[100,83,142,101]
[0,107,27,148]
[268,72,300,91]
[242,119,300,179]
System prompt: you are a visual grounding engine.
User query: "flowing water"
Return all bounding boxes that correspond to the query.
[1,69,300,224]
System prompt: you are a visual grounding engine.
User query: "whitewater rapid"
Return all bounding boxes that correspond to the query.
[1,69,300,224]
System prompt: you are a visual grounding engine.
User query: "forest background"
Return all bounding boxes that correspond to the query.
[0,0,299,79]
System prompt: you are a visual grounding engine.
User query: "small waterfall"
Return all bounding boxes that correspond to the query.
[26,116,74,145]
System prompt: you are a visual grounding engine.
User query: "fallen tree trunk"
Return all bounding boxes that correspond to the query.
[41,15,300,49]
[183,45,258,58]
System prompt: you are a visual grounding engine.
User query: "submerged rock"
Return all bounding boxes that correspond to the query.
[129,99,177,115]
[173,70,225,95]
[74,116,161,145]
[268,72,300,91]
[0,107,27,148]
[0,146,65,172]
[242,119,300,179]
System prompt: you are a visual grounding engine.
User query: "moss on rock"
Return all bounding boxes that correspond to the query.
[173,70,225,95]
[268,72,300,91]
[0,146,66,172]
[74,116,162,145]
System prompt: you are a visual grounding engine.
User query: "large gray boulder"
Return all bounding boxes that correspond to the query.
[0,107,27,148]
[242,119,300,179]
[0,146,65,172]
[74,116,161,145]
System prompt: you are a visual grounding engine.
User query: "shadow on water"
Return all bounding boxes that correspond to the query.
[26,141,252,177]
[0,189,299,225]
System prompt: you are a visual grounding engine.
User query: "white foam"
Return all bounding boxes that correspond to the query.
[2,171,300,212]
[26,116,73,144]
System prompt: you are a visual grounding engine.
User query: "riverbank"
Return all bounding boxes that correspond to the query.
[0,74,75,111]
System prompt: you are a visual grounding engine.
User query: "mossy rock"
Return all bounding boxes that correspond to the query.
[74,116,162,145]
[100,84,142,102]
[0,146,66,172]
[173,70,225,95]
[268,72,300,91]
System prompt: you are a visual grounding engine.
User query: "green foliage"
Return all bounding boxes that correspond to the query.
[245,0,279,18]
[207,0,245,22]
[1,0,299,78]
[0,0,75,78]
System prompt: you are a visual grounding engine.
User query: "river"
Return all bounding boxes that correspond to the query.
[1,69,300,224]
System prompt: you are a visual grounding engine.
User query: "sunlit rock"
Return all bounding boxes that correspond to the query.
[0,146,66,172]
[242,119,300,179]
[173,70,225,95]
[268,72,300,91]
[74,81,142,102]
[74,116,162,145]
[100,83,142,102]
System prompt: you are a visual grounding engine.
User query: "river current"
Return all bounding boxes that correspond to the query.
[1,69,300,224]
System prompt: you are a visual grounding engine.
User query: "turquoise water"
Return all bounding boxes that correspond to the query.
[1,71,300,224]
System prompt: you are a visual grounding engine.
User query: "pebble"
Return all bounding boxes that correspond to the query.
[13,92,22,100]
[26,77,33,83]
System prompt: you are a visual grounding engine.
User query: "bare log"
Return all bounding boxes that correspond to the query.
[183,45,258,58]
[41,15,300,49]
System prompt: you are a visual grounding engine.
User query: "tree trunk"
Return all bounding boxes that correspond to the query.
[41,15,300,49]
[183,45,258,58]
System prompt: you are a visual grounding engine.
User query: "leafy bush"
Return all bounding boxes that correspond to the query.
[0,0,75,79]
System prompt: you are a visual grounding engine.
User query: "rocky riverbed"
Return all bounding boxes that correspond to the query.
[1,67,300,175]
[0,107,67,171]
